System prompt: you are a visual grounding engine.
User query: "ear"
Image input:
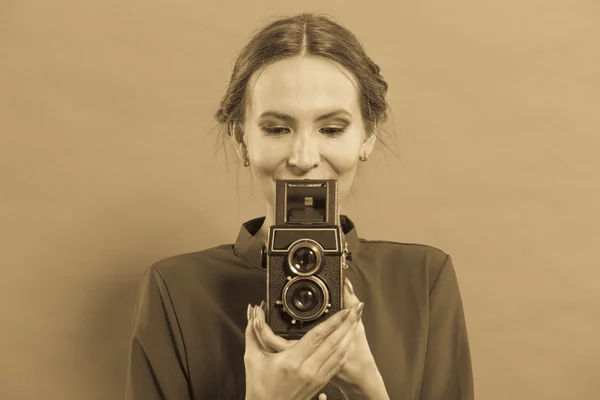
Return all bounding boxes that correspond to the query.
[360,130,377,157]
[229,121,247,162]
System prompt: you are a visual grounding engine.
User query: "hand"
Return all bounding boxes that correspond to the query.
[244,300,363,400]
[252,278,384,395]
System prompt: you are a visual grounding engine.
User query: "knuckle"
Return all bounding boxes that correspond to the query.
[311,338,323,348]
[326,333,344,350]
[339,350,350,365]
[298,365,316,382]
[279,358,298,374]
[310,330,324,343]
[330,348,343,364]
[334,341,349,358]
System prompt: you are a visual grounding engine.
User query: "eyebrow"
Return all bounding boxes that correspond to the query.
[257,109,352,122]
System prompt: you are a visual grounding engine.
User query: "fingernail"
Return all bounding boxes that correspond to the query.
[342,309,352,320]
[259,300,265,311]
[345,277,355,295]
[253,305,258,319]
[253,315,260,330]
[356,302,364,318]
[247,304,251,321]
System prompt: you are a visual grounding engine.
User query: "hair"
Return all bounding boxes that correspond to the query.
[213,12,397,159]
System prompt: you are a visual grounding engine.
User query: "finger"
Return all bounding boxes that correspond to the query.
[319,308,361,378]
[290,305,353,358]
[344,277,360,309]
[310,302,363,377]
[254,305,295,352]
[253,306,279,353]
[244,304,262,356]
[318,393,327,400]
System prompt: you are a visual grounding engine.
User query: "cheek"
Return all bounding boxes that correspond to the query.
[248,139,284,173]
[328,153,359,172]
[325,136,363,201]
[246,138,283,204]
[335,166,358,206]
[322,139,362,173]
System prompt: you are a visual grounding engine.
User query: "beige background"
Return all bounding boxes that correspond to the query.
[1,0,599,399]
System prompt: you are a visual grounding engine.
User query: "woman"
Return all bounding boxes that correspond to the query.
[125,12,474,400]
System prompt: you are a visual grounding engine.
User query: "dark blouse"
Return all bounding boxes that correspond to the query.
[125,216,474,400]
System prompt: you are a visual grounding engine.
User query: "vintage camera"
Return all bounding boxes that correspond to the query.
[262,179,352,339]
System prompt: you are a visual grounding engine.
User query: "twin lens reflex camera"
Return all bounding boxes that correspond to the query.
[261,179,353,339]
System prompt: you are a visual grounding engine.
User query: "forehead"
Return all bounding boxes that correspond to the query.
[247,56,360,116]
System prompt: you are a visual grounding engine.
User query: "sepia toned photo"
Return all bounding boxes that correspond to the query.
[1,1,598,400]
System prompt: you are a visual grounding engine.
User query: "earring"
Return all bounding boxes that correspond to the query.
[359,153,368,162]
[243,157,250,167]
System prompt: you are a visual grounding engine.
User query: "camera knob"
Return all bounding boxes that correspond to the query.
[260,245,267,269]
[275,300,285,312]
[343,242,353,261]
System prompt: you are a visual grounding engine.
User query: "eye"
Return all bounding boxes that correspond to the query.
[261,126,346,136]
[320,127,345,136]
[262,127,291,135]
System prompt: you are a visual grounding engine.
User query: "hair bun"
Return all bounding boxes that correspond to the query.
[215,108,228,124]
[368,59,381,76]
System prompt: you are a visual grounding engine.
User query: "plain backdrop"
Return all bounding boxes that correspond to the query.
[1,1,599,399]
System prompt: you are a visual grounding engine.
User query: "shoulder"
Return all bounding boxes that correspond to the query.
[359,237,449,262]
[359,237,450,267]
[357,238,452,289]
[145,243,241,288]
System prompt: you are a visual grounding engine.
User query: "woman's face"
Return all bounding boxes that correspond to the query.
[235,56,376,211]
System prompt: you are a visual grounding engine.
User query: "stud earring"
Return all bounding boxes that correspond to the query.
[243,157,250,167]
[359,153,368,162]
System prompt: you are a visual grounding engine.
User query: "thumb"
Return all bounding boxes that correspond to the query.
[343,277,360,309]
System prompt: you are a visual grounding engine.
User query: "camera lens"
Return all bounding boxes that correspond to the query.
[291,247,317,274]
[282,276,330,322]
[292,285,317,311]
[287,241,322,276]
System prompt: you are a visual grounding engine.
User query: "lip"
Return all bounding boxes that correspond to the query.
[273,173,336,180]
[273,176,335,181]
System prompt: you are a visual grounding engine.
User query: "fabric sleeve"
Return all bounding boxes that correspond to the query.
[125,265,191,400]
[418,255,474,400]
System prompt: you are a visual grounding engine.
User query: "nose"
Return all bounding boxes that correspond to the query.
[287,132,321,173]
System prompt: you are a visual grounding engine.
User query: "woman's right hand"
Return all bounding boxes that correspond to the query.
[244,302,362,400]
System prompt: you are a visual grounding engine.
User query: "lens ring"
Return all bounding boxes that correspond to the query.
[282,276,330,322]
[287,240,323,276]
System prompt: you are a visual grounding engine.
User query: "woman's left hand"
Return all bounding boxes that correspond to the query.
[253,277,383,394]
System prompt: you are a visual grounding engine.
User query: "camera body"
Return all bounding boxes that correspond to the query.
[262,179,352,339]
